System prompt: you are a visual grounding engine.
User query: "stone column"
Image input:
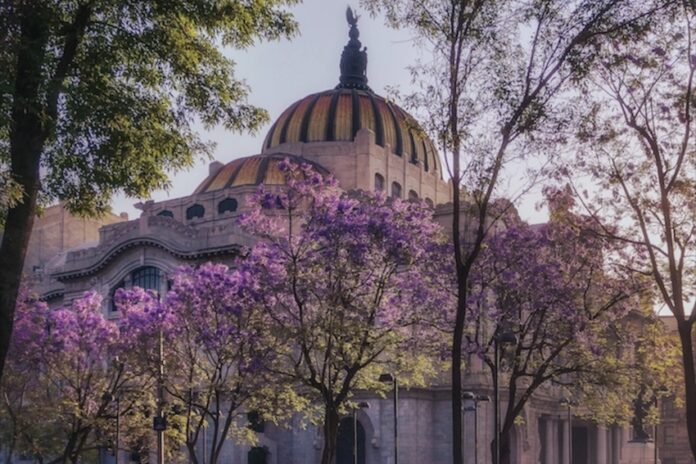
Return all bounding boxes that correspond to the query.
[611,426,620,464]
[561,417,571,464]
[544,417,555,464]
[596,425,608,464]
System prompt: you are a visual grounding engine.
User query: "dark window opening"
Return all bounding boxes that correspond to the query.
[248,447,268,464]
[336,417,366,464]
[374,173,385,192]
[186,204,205,220]
[408,190,419,201]
[110,280,125,312]
[157,210,174,218]
[391,182,402,199]
[247,411,265,433]
[276,196,286,210]
[131,266,161,292]
[218,198,238,214]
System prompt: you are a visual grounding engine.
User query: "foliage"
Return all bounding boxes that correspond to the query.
[0,170,22,229]
[0,290,147,464]
[116,263,293,464]
[360,1,668,461]
[462,188,677,462]
[237,160,450,464]
[0,0,299,382]
[0,0,297,215]
[564,3,696,458]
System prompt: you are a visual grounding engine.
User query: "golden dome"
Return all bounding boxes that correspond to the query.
[262,89,442,177]
[193,153,329,195]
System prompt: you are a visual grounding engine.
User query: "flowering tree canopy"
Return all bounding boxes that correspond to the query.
[564,4,696,459]
[238,160,450,464]
[0,291,139,464]
[358,0,668,459]
[116,263,287,464]
[464,189,675,464]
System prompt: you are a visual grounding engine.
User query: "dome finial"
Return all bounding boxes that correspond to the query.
[337,6,371,91]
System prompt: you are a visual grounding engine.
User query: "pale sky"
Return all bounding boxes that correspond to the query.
[111,0,547,223]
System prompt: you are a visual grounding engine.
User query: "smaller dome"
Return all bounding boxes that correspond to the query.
[193,153,329,195]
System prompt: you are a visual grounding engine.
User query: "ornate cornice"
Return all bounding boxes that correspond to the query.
[54,236,243,281]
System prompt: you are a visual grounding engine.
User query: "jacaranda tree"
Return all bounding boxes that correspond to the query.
[0,291,145,464]
[566,3,696,458]
[0,0,299,382]
[463,188,676,464]
[359,2,670,459]
[116,263,291,464]
[237,160,450,464]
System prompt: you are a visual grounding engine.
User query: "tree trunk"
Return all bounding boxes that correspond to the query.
[498,425,513,464]
[186,441,200,464]
[450,76,464,464]
[451,282,466,464]
[321,406,340,464]
[0,2,48,381]
[677,320,696,460]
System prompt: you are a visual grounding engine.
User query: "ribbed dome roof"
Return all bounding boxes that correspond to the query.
[262,88,442,176]
[193,153,329,195]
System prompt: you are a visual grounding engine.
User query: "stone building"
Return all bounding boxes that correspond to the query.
[21,11,687,464]
[656,316,696,464]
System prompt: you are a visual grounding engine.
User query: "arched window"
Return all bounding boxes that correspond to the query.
[425,198,434,208]
[131,266,161,292]
[218,198,238,214]
[110,266,162,312]
[186,204,205,220]
[374,173,385,192]
[110,280,125,313]
[157,210,174,218]
[408,190,419,201]
[336,418,366,464]
[391,182,402,199]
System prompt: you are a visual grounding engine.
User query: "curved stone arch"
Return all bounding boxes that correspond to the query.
[344,408,379,464]
[101,250,180,313]
[102,253,178,292]
[353,408,376,446]
[56,236,242,281]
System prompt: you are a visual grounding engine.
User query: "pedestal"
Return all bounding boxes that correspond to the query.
[620,440,658,464]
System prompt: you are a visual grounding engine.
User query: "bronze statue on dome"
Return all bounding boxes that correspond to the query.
[337,6,371,91]
[346,6,358,27]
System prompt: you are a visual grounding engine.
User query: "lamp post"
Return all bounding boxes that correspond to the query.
[560,396,573,464]
[462,391,490,464]
[102,393,120,464]
[354,402,370,464]
[653,391,666,464]
[203,418,208,464]
[153,328,166,464]
[493,331,517,464]
[379,373,398,464]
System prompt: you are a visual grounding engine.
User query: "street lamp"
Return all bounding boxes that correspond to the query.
[379,373,398,464]
[354,402,370,464]
[653,387,668,464]
[493,331,517,464]
[153,329,166,464]
[102,393,120,464]
[560,396,574,464]
[462,391,490,464]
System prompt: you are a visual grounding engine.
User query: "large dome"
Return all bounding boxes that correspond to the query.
[193,153,329,195]
[262,88,442,176]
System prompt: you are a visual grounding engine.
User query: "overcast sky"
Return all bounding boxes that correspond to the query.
[111,0,548,223]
